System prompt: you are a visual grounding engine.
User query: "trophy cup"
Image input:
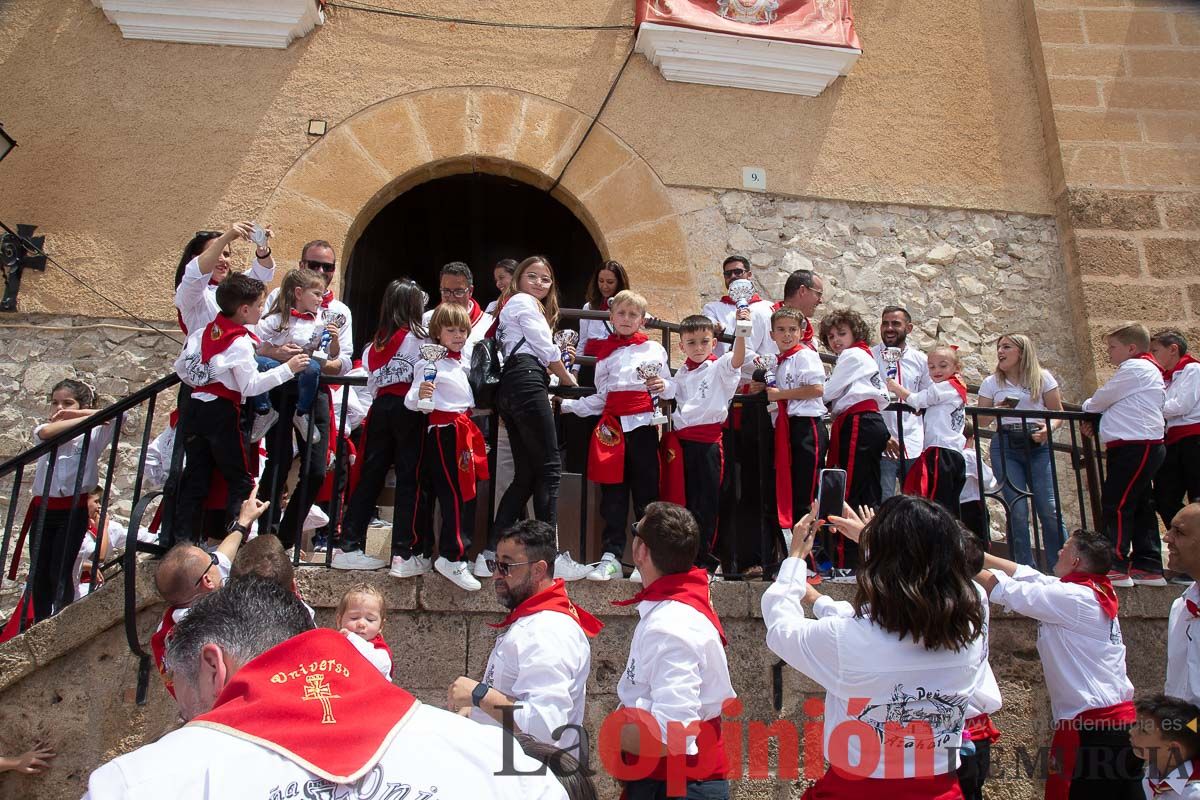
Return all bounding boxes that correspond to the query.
[753,354,778,388]
[418,343,448,411]
[554,329,579,371]
[250,223,269,250]
[637,361,669,425]
[727,279,756,339]
[883,346,901,400]
[312,328,332,362]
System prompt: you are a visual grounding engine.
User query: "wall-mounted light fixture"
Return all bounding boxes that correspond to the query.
[0,124,16,164]
[307,119,327,137]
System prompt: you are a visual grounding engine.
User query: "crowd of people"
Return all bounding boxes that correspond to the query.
[4,222,1200,799]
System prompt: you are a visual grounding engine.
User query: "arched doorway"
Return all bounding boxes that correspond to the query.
[343,172,603,348]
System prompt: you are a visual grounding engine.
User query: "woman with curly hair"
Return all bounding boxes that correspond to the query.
[819,308,889,580]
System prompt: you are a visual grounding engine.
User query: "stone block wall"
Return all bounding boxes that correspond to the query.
[1024,0,1200,390]
[0,567,1180,800]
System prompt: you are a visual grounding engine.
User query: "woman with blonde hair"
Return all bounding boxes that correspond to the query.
[976,333,1069,570]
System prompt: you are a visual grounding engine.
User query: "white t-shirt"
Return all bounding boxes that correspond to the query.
[978,371,1060,428]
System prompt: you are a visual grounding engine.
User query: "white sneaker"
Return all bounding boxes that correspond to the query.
[629,568,643,584]
[330,550,386,571]
[554,552,595,582]
[587,553,622,582]
[294,413,321,444]
[436,557,482,591]
[390,555,432,578]
[474,550,495,578]
[250,408,279,442]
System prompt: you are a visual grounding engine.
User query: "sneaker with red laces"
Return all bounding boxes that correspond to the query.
[1106,570,1134,588]
[1129,568,1167,587]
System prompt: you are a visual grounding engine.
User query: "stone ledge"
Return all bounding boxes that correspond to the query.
[92,0,324,49]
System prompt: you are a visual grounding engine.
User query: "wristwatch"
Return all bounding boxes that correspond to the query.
[471,682,490,708]
[227,521,250,536]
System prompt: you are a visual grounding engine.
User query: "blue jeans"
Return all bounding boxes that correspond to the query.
[880,456,918,501]
[990,429,1068,570]
[254,355,320,414]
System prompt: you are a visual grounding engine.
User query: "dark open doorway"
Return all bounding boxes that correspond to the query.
[343,172,603,348]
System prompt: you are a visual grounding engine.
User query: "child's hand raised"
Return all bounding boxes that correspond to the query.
[735,307,751,322]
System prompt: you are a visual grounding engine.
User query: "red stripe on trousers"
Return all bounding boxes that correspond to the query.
[1114,443,1152,559]
[410,434,426,553]
[435,429,465,561]
[929,449,940,503]
[839,415,862,569]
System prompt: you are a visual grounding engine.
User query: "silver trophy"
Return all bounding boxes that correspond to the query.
[883,346,901,400]
[418,343,448,411]
[727,279,756,339]
[753,354,778,388]
[554,329,579,371]
[637,361,669,426]
[250,223,269,250]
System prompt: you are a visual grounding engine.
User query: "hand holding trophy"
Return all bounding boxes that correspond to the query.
[728,279,756,339]
[554,329,579,371]
[752,354,778,388]
[637,361,669,426]
[418,343,448,411]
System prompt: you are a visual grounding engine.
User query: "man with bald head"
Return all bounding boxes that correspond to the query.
[1165,503,1200,705]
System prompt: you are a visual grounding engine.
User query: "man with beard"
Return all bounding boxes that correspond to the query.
[872,306,930,500]
[447,520,601,753]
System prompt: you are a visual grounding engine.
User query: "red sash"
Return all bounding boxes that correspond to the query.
[612,567,726,645]
[488,578,603,636]
[150,607,179,698]
[964,713,1001,744]
[678,423,723,443]
[773,345,804,529]
[197,315,258,402]
[902,447,943,499]
[1167,422,1200,446]
[465,298,484,326]
[367,328,412,398]
[1134,351,1163,369]
[0,591,33,643]
[585,331,648,361]
[369,633,394,679]
[191,628,420,784]
[658,431,686,505]
[827,399,880,472]
[589,391,654,484]
[1059,571,1119,619]
[802,767,963,799]
[428,411,490,501]
[1046,702,1136,800]
[7,493,89,580]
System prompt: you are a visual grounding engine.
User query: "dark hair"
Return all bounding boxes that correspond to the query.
[165,576,315,684]
[215,273,265,316]
[498,520,558,573]
[636,502,698,575]
[680,314,716,335]
[819,308,872,349]
[440,261,474,287]
[960,527,985,574]
[374,279,428,346]
[174,231,221,289]
[1151,329,1189,357]
[771,307,805,328]
[722,255,750,272]
[853,496,984,651]
[782,270,816,300]
[300,239,335,262]
[231,534,295,591]
[516,735,598,800]
[1136,694,1200,757]
[1067,529,1113,575]
[586,260,630,308]
[50,378,97,408]
[881,305,912,324]
[494,258,518,275]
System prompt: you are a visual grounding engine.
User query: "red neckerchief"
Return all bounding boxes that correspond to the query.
[208,275,222,287]
[771,300,783,312]
[585,331,648,361]
[947,375,968,403]
[599,297,612,311]
[191,629,419,784]
[1186,598,1199,618]
[366,328,408,372]
[1165,354,1200,383]
[773,344,804,529]
[369,633,393,678]
[485,297,507,338]
[1060,571,1119,619]
[150,607,178,697]
[851,340,873,357]
[720,293,762,305]
[488,578,603,637]
[290,309,317,320]
[612,567,726,645]
[801,318,815,349]
[321,290,334,309]
[466,298,483,326]
[201,314,258,362]
[443,349,463,361]
[684,353,718,372]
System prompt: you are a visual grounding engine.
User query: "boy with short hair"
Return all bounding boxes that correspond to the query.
[1082,322,1167,587]
[658,312,749,571]
[173,273,308,530]
[1151,330,1200,532]
[1131,694,1200,798]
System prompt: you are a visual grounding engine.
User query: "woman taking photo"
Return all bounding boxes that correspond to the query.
[763,495,986,797]
[976,333,1069,571]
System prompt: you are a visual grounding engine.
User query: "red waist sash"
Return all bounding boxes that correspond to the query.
[428,410,490,501]
[7,493,89,580]
[375,381,411,399]
[1167,422,1200,446]
[964,713,1001,744]
[195,382,242,404]
[1105,438,1163,449]
[827,399,880,469]
[589,391,654,484]
[1046,701,1136,800]
[802,767,963,800]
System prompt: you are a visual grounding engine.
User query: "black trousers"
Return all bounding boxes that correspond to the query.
[258,384,331,548]
[960,500,989,549]
[158,382,192,547]
[1154,435,1200,529]
[916,446,966,518]
[956,739,990,800]
[177,398,253,534]
[495,357,560,542]
[1068,727,1144,799]
[418,424,474,561]
[681,439,722,569]
[340,395,425,557]
[786,415,829,523]
[831,411,889,570]
[716,402,771,571]
[1102,441,1165,573]
[599,425,660,559]
[30,506,89,621]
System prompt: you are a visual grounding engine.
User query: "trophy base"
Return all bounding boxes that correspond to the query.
[734,320,753,339]
[417,398,436,412]
[651,414,669,426]
[313,350,329,362]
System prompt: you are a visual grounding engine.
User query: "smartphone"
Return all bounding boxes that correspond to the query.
[1000,397,1020,409]
[816,468,847,523]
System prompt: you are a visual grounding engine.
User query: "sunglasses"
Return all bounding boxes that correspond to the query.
[302,260,337,273]
[193,551,220,588]
[485,559,535,577]
[630,521,642,539]
[723,268,747,279]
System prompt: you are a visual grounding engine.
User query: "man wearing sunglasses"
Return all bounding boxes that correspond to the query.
[421,262,494,362]
[446,520,600,753]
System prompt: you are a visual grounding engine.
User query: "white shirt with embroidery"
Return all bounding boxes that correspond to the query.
[561,339,674,432]
[824,346,888,418]
[361,334,426,400]
[671,352,743,431]
[173,329,295,403]
[404,356,474,422]
[263,288,354,376]
[904,380,967,452]
[770,347,826,421]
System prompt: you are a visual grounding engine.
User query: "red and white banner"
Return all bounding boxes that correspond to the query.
[636,0,861,50]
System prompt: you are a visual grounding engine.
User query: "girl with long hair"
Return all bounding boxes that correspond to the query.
[976,333,1068,570]
[577,260,630,358]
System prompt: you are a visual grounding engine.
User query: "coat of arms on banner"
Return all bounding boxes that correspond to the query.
[717,0,780,24]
